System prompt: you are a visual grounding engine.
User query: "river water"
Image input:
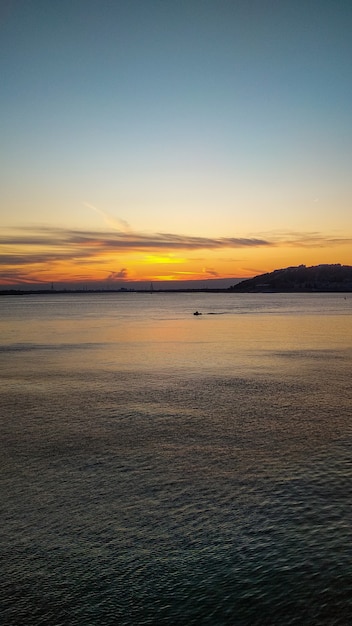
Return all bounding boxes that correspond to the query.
[0,292,351,625]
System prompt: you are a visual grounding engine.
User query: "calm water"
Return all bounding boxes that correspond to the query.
[1,292,351,625]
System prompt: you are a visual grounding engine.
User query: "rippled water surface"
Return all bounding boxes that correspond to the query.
[1,293,351,625]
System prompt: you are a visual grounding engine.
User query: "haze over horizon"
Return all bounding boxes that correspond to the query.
[1,0,352,288]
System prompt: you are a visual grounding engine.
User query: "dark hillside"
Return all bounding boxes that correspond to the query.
[230,264,352,292]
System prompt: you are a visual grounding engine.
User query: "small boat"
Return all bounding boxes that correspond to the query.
[193,311,202,316]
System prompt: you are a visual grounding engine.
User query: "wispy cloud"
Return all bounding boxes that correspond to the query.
[108,268,128,280]
[0,267,45,284]
[83,203,131,232]
[203,267,219,277]
[0,226,272,254]
[262,231,352,248]
[2,227,352,257]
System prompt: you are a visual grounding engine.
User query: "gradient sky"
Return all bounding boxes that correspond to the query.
[1,0,352,287]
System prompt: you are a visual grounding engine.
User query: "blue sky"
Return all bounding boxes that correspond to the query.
[1,0,352,286]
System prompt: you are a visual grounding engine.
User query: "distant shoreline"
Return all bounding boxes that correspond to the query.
[1,287,351,296]
[0,288,228,296]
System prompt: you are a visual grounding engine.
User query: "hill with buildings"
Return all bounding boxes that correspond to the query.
[230,264,352,292]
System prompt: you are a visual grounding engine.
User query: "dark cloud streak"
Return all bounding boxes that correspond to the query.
[0,226,273,258]
[2,227,351,278]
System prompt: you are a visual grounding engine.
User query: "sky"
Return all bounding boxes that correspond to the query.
[1,0,352,288]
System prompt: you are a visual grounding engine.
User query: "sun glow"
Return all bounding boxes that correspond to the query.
[1,224,352,288]
[143,254,186,265]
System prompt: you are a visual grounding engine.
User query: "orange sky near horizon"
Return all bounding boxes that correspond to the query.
[1,224,352,288]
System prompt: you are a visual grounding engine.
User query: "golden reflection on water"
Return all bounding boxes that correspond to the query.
[89,312,352,380]
[1,294,351,381]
